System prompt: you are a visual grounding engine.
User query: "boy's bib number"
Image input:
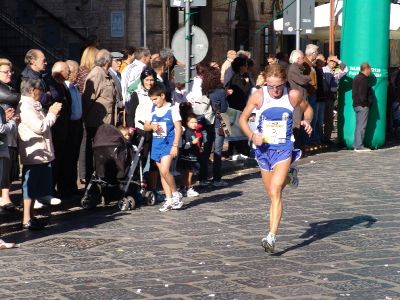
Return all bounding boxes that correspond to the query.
[262,120,287,144]
[152,121,167,137]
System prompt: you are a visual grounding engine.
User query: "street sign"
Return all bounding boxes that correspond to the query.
[171,25,209,65]
[170,0,206,7]
[283,0,314,35]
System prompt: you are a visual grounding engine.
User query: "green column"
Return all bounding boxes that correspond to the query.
[338,0,390,149]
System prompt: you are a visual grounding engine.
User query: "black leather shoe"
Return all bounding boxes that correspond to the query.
[21,219,45,230]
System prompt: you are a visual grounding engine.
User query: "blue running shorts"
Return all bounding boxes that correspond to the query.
[255,148,302,172]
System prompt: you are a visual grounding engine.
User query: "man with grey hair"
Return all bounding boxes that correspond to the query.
[46,61,72,199]
[303,44,319,145]
[160,48,177,100]
[82,49,116,183]
[287,49,312,150]
[20,49,54,109]
[121,47,151,103]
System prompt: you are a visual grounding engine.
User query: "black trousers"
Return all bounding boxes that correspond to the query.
[83,126,99,184]
[52,119,69,196]
[63,119,83,194]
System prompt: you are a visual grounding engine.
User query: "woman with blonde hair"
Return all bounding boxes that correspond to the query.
[77,46,98,94]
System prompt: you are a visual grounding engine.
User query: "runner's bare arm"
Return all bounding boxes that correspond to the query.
[289,89,314,136]
[239,89,263,146]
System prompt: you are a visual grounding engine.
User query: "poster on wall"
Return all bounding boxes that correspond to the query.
[111,11,124,38]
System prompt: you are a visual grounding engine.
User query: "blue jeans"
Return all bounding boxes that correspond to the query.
[213,128,225,181]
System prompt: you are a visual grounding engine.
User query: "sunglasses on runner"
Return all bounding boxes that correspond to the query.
[265,82,286,90]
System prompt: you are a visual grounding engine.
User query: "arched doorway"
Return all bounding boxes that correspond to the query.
[231,0,250,51]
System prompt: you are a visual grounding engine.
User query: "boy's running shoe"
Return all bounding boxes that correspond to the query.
[171,199,184,210]
[186,187,199,197]
[261,236,276,253]
[159,198,173,212]
[288,167,299,188]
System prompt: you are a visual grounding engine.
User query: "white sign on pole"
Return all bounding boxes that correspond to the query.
[170,0,206,7]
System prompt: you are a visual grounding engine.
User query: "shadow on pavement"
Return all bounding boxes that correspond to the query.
[272,215,377,257]
[181,191,243,210]
[0,205,126,244]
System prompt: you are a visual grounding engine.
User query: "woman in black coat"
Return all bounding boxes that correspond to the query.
[0,58,20,212]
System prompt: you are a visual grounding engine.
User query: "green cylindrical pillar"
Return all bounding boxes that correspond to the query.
[338,0,390,149]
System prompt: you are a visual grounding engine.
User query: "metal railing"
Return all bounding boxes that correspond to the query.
[0,10,63,62]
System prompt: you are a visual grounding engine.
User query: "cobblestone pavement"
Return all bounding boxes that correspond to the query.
[1,147,400,299]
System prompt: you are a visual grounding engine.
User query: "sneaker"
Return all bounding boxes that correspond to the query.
[186,187,199,197]
[354,146,371,152]
[36,196,62,206]
[171,198,184,210]
[288,167,299,188]
[159,198,173,212]
[212,180,228,187]
[33,200,44,209]
[232,154,248,161]
[261,236,276,253]
[199,180,210,187]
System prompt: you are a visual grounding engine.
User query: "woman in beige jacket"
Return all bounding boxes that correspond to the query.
[18,78,62,230]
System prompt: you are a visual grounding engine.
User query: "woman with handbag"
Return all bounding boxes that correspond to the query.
[201,65,229,187]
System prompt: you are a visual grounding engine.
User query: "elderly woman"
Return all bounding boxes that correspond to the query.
[18,79,62,230]
[0,58,19,212]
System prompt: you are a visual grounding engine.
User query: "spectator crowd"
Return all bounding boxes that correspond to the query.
[0,42,398,246]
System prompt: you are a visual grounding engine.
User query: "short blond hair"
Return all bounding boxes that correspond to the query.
[80,46,98,69]
[0,58,12,68]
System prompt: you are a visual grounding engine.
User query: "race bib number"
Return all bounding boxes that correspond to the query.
[152,122,167,137]
[262,120,287,144]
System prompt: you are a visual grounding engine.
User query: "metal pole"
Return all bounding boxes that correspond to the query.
[185,0,191,91]
[295,0,301,50]
[329,0,335,55]
[143,0,147,47]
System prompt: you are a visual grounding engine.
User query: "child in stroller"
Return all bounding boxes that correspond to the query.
[81,124,156,210]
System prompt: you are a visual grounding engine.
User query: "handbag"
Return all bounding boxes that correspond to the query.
[216,112,231,137]
[191,95,215,125]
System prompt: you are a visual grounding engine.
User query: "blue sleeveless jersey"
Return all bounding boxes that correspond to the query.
[254,86,295,151]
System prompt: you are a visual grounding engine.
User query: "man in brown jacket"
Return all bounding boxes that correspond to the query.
[82,49,116,183]
[287,50,312,150]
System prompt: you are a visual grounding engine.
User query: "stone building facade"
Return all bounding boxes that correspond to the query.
[1,0,273,69]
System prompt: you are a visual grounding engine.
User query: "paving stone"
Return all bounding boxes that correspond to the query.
[1,146,400,299]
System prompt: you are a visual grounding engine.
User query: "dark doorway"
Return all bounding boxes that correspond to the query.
[234,0,250,51]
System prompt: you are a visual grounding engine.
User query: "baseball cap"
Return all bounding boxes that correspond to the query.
[111,52,123,59]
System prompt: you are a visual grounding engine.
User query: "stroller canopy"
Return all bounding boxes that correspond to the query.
[93,124,126,148]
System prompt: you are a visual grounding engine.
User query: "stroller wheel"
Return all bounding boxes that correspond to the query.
[81,195,99,210]
[145,191,156,206]
[119,196,135,211]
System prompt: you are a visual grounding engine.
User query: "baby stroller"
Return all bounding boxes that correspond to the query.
[81,124,156,211]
